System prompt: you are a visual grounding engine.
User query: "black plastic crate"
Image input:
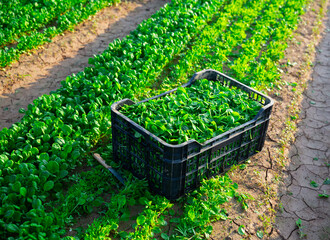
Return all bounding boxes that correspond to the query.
[111,69,274,200]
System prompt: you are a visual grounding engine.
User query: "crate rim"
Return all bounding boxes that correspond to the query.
[111,69,274,149]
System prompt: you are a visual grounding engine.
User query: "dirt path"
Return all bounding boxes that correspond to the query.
[276,6,330,240]
[0,0,168,130]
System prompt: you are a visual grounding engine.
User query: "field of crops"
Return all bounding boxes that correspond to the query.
[0,0,121,67]
[0,0,320,239]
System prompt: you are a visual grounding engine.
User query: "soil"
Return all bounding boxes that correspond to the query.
[276,5,330,240]
[0,0,169,130]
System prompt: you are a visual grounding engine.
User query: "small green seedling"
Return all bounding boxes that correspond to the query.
[239,164,247,170]
[310,181,318,188]
[296,219,307,238]
[323,178,330,185]
[256,230,263,239]
[319,190,329,198]
[238,225,246,235]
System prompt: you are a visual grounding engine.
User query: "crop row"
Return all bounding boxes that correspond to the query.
[161,0,305,91]
[82,174,239,239]
[1,0,89,46]
[240,1,306,90]
[0,0,120,68]
[160,0,269,88]
[77,0,257,237]
[227,1,306,88]
[0,0,227,239]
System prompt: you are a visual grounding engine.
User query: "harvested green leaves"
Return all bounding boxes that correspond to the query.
[121,79,261,144]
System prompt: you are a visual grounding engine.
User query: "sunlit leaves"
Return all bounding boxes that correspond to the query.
[121,79,261,144]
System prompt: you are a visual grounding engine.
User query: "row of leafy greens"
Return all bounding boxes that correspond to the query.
[0,0,121,67]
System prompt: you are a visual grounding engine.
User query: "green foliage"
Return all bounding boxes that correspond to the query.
[323,178,330,185]
[121,79,261,144]
[310,180,318,188]
[238,225,246,235]
[0,0,120,67]
[43,180,55,191]
[256,230,264,239]
[161,0,308,91]
[296,218,307,238]
[170,175,238,239]
[318,190,329,198]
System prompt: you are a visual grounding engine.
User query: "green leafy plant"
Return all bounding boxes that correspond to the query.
[238,225,246,235]
[169,175,239,239]
[310,180,318,188]
[323,178,330,185]
[256,230,264,239]
[296,218,307,238]
[318,190,329,198]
